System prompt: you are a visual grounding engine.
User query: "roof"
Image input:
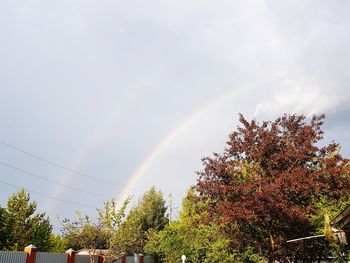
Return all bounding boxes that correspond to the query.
[331,204,350,228]
[76,249,109,256]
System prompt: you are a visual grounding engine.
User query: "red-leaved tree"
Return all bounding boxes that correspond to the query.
[197,114,350,262]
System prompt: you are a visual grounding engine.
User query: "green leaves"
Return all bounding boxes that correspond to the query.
[49,234,69,253]
[62,212,107,256]
[109,187,168,255]
[62,197,131,259]
[145,189,245,263]
[2,189,53,251]
[0,206,7,249]
[61,187,168,260]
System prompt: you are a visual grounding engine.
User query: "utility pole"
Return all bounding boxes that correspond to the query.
[169,193,173,225]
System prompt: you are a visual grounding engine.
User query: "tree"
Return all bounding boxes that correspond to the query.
[63,212,107,263]
[98,198,128,234]
[110,187,168,254]
[5,189,52,251]
[49,234,69,253]
[145,188,265,263]
[63,197,130,263]
[197,114,350,262]
[0,206,7,249]
[99,197,130,259]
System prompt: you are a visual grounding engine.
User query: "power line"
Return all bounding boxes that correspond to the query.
[0,140,149,196]
[0,160,111,199]
[0,180,98,209]
[0,140,120,187]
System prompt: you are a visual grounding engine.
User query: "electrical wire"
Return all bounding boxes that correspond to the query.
[0,180,98,209]
[0,140,120,187]
[0,160,111,199]
[0,140,148,195]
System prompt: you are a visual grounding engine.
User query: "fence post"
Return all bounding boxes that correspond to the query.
[98,255,104,263]
[121,254,126,263]
[139,254,144,263]
[66,248,76,263]
[24,244,37,263]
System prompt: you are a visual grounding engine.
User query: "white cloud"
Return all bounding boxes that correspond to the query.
[254,76,350,118]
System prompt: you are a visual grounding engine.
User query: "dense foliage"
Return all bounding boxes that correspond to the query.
[49,234,69,253]
[0,189,53,251]
[110,187,168,254]
[146,188,269,263]
[197,114,350,262]
[0,206,7,249]
[146,189,235,262]
[61,187,168,262]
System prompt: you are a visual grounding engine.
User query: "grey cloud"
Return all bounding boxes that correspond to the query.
[1,0,350,229]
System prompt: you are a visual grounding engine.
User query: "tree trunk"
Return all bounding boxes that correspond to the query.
[268,233,276,263]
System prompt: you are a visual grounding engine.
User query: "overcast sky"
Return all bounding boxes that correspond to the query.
[1,0,350,232]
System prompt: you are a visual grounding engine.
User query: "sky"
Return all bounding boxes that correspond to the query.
[1,0,350,232]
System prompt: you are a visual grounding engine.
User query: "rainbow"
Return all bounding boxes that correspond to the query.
[49,89,146,213]
[50,72,285,214]
[115,77,269,205]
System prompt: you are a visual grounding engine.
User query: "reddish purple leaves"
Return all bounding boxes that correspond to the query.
[196,114,350,261]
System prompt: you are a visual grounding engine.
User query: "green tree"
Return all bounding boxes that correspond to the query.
[5,189,52,251]
[63,197,130,263]
[111,187,168,254]
[0,206,8,249]
[49,234,69,253]
[98,197,130,242]
[63,211,107,263]
[63,212,107,263]
[145,188,264,263]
